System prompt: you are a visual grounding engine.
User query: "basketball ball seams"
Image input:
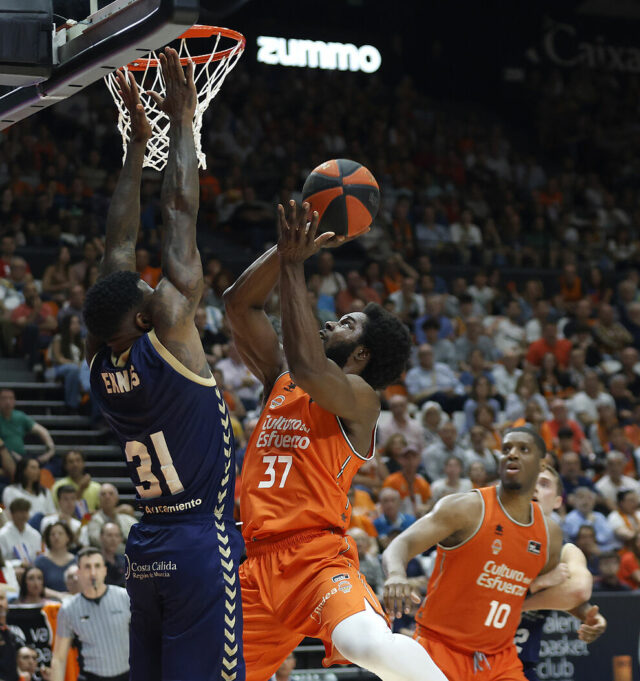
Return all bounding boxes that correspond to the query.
[302,158,380,237]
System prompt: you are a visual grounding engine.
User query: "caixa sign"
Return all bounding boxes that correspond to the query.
[257,36,382,73]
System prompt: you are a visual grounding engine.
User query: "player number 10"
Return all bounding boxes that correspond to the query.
[258,455,292,488]
[484,600,511,629]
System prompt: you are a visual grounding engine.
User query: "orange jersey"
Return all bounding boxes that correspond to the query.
[240,372,375,542]
[415,486,548,655]
[383,472,431,503]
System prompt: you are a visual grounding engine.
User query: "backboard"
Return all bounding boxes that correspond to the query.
[0,0,199,130]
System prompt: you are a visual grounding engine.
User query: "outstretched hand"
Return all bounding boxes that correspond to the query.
[115,69,152,143]
[577,605,607,643]
[277,201,336,264]
[147,47,197,123]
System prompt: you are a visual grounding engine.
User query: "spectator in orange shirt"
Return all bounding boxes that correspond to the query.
[541,398,587,455]
[526,321,572,369]
[135,248,161,289]
[382,446,431,518]
[10,282,57,369]
[617,532,640,589]
[559,263,582,303]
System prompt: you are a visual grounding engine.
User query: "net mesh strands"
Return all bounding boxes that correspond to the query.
[105,26,245,171]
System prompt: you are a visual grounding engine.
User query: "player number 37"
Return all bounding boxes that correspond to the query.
[258,455,292,489]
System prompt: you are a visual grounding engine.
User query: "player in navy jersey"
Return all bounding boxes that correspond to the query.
[517,466,607,680]
[82,50,243,681]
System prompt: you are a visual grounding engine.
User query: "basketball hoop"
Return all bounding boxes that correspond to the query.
[105,25,245,171]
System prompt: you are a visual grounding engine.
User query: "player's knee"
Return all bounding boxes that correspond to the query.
[331,611,393,666]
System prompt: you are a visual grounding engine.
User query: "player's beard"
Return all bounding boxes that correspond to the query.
[325,339,359,368]
[502,479,523,490]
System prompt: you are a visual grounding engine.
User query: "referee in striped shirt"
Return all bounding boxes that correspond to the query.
[51,547,130,681]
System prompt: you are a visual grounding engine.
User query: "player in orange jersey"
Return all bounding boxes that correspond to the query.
[382,427,564,681]
[224,202,447,681]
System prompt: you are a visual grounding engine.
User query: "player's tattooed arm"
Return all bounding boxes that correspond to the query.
[100,69,150,279]
[382,492,482,619]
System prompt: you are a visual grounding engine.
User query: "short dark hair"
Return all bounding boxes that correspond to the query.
[557,426,574,440]
[43,521,74,550]
[358,303,411,390]
[56,484,77,501]
[9,498,31,514]
[598,550,620,563]
[77,547,103,566]
[62,449,84,474]
[617,489,635,505]
[503,426,546,458]
[83,270,143,340]
[422,317,441,332]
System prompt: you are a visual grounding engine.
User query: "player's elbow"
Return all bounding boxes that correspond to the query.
[568,572,593,607]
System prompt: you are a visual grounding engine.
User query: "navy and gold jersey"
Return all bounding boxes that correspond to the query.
[516,610,548,669]
[90,330,235,521]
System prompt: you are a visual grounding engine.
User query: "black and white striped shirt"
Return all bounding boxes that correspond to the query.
[57,586,130,676]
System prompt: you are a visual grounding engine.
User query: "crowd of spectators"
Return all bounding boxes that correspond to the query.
[1,48,640,674]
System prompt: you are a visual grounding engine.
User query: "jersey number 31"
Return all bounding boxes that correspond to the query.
[125,431,184,498]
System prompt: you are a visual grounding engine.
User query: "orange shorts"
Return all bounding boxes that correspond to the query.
[414,632,526,681]
[241,529,386,681]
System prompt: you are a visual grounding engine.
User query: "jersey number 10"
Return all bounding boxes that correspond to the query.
[125,431,185,498]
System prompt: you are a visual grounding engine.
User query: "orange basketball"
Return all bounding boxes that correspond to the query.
[302,159,380,237]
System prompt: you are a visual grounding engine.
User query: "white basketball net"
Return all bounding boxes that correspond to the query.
[105,29,244,171]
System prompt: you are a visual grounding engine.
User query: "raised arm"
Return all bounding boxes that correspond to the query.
[223,245,285,394]
[277,202,379,422]
[85,70,151,361]
[146,48,208,377]
[100,70,150,278]
[382,492,481,618]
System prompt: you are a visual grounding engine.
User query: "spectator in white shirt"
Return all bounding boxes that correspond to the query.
[467,270,495,315]
[525,300,551,343]
[607,489,640,546]
[569,371,615,427]
[2,459,55,522]
[40,485,82,542]
[388,276,425,325]
[84,484,136,552]
[491,350,523,399]
[315,250,346,297]
[491,300,526,354]
[463,425,500,479]
[0,498,41,564]
[449,209,482,264]
[377,395,425,454]
[595,450,640,512]
[429,456,472,505]
[422,422,467,481]
[420,401,448,448]
[216,342,263,410]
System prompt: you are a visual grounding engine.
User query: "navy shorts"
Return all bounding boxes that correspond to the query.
[523,665,539,681]
[126,515,244,681]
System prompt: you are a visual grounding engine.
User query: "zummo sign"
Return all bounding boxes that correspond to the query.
[257,36,382,73]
